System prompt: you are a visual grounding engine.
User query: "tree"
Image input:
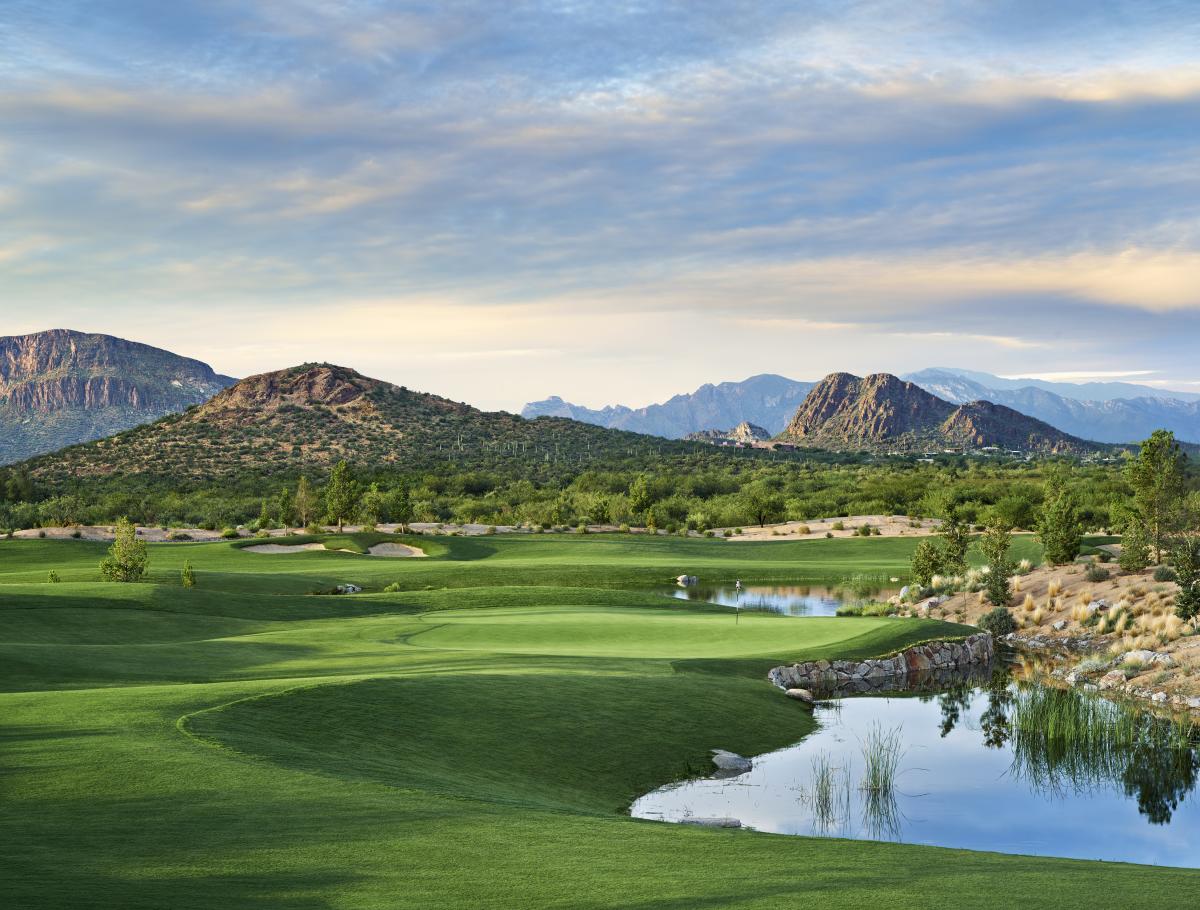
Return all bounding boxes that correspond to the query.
[741,488,785,527]
[1126,430,1187,563]
[979,524,1014,607]
[911,539,945,587]
[181,560,196,588]
[100,517,148,583]
[359,482,385,526]
[939,512,970,574]
[1118,523,1151,573]
[324,461,359,533]
[1171,536,1200,622]
[628,474,652,515]
[1037,473,1082,565]
[276,487,294,529]
[294,476,316,528]
[390,484,414,532]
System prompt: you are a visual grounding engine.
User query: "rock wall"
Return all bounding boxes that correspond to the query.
[768,632,995,694]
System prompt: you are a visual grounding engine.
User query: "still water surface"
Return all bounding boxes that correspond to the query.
[632,672,1200,867]
[669,583,900,617]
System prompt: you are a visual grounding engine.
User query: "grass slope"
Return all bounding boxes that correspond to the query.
[2,533,1197,908]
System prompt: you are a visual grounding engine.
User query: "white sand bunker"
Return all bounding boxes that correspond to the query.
[368,543,426,558]
[243,543,327,554]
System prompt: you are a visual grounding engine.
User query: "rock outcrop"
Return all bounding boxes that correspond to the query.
[768,633,995,694]
[776,372,1098,454]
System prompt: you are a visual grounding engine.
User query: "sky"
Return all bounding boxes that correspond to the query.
[3,1,1200,411]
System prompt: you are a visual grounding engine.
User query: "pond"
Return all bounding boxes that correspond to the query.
[631,666,1200,867]
[668,582,900,617]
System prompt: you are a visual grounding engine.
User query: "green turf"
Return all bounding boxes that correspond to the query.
[3,532,1195,909]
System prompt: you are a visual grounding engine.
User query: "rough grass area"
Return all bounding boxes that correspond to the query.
[3,534,1199,908]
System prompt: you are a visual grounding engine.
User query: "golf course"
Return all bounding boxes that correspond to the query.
[4,532,1199,908]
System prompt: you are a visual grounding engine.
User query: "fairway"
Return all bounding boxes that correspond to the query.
[4,533,1199,909]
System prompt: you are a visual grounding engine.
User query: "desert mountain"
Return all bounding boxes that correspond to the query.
[0,329,235,465]
[522,374,814,438]
[905,367,1200,444]
[686,422,771,445]
[24,363,683,488]
[778,372,1099,454]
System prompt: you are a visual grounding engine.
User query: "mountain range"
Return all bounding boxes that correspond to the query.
[522,374,814,438]
[778,373,1096,454]
[524,368,1200,444]
[0,329,235,465]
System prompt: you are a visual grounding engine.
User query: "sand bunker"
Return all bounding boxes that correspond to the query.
[243,543,327,554]
[368,543,426,558]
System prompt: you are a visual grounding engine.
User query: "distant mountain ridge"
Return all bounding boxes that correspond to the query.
[904,368,1200,444]
[0,329,235,464]
[778,372,1099,454]
[522,374,814,438]
[525,367,1200,444]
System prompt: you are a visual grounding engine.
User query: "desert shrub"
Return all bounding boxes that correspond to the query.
[220,527,240,539]
[857,524,873,537]
[486,525,497,535]
[825,531,834,539]
[1086,566,1111,583]
[71,530,82,539]
[797,524,811,535]
[978,607,1016,637]
[254,529,270,538]
[831,521,845,531]
[1155,565,1178,583]
[37,530,46,539]
[621,524,632,534]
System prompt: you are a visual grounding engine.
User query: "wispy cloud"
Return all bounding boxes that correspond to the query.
[2,1,1199,407]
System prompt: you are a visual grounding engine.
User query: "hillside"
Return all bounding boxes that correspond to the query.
[905,368,1200,444]
[0,329,234,464]
[522,374,814,438]
[23,363,686,490]
[778,372,1100,454]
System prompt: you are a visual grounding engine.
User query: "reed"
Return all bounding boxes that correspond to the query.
[860,723,903,795]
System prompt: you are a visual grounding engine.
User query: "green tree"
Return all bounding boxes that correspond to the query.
[628,474,652,515]
[1171,536,1200,621]
[294,476,316,528]
[276,487,294,529]
[1037,473,1082,565]
[390,484,414,532]
[181,560,196,588]
[939,513,970,574]
[910,538,945,587]
[1118,523,1151,573]
[324,461,359,533]
[359,482,385,526]
[100,517,148,583]
[741,488,785,527]
[979,524,1014,607]
[1126,430,1187,563]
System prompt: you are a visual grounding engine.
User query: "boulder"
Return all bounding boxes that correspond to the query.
[1052,620,1068,631]
[1120,649,1174,668]
[711,749,752,774]
[785,688,815,705]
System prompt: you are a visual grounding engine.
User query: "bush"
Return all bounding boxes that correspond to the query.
[620,524,631,534]
[70,530,82,539]
[857,524,873,537]
[100,518,148,583]
[181,561,196,588]
[254,529,270,539]
[1154,565,1178,583]
[797,524,811,535]
[831,521,845,531]
[47,571,60,583]
[37,530,46,539]
[1085,566,1111,583]
[220,527,240,539]
[383,581,403,593]
[978,607,1016,637]
[825,531,834,538]
[486,526,497,535]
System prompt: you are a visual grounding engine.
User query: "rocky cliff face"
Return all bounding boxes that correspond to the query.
[779,372,1097,453]
[0,329,235,464]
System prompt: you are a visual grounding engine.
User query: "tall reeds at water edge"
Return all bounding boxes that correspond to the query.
[1008,683,1197,798]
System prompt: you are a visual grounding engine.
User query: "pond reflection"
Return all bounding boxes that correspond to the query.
[632,670,1200,866]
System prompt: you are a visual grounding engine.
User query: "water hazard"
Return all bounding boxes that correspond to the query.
[669,582,900,617]
[632,667,1200,867]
